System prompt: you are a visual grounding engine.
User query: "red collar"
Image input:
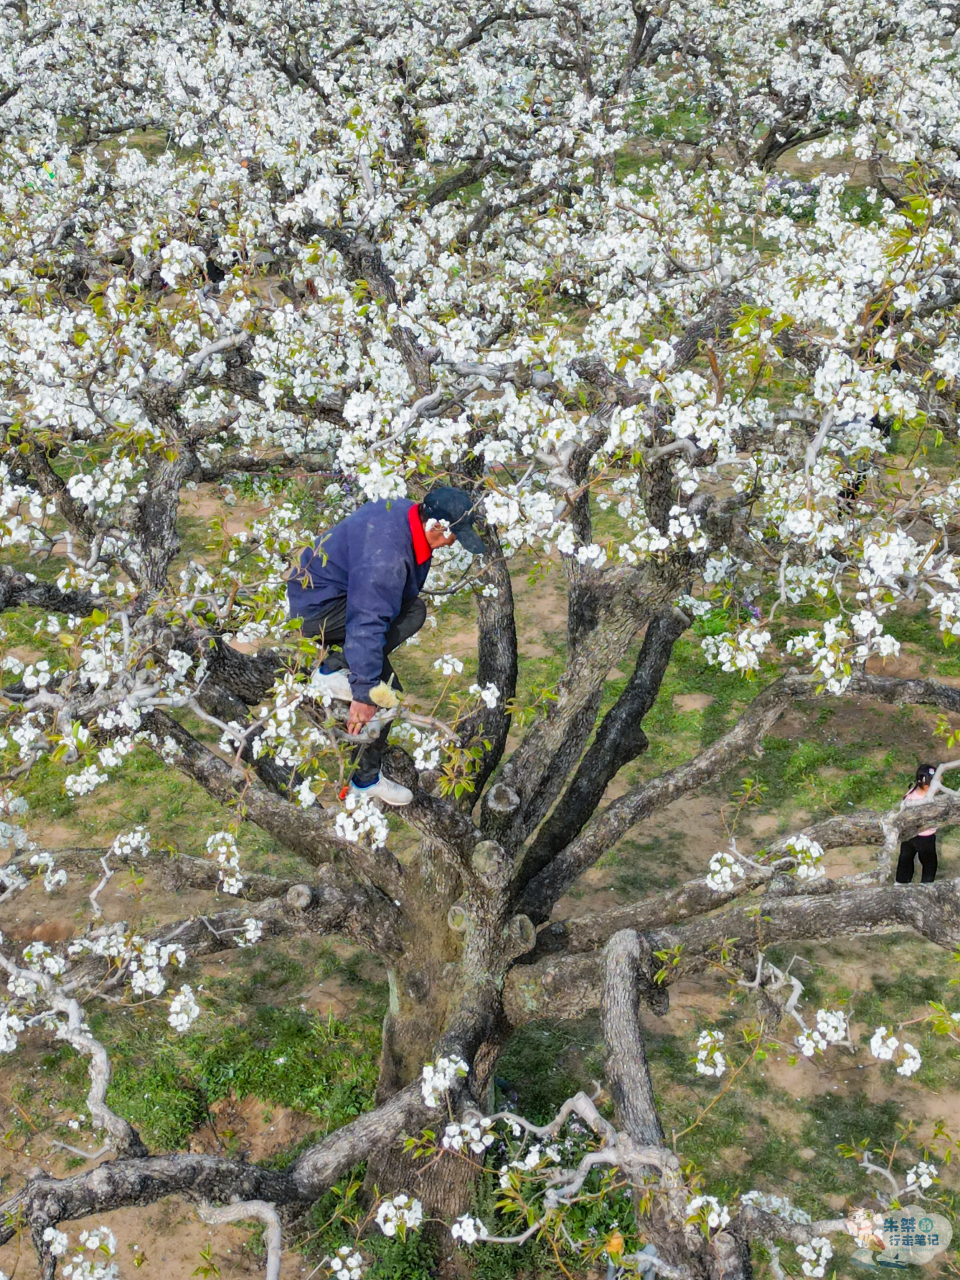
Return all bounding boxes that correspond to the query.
[408,503,432,566]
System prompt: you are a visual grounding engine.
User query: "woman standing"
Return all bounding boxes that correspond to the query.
[897,764,939,885]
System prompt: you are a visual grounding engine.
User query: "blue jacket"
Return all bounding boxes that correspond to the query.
[287,498,431,702]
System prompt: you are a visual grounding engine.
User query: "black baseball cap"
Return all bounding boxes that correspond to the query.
[421,487,486,555]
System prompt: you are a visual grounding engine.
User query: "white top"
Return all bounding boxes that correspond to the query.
[901,786,937,837]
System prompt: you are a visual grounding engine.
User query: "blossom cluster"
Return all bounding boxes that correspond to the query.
[785,835,826,881]
[375,1194,424,1237]
[905,1161,938,1190]
[59,1226,120,1280]
[434,655,465,677]
[334,791,391,848]
[207,830,244,895]
[694,1029,726,1078]
[420,1054,469,1107]
[29,850,67,892]
[167,984,201,1033]
[740,1191,811,1224]
[109,826,150,859]
[236,917,263,948]
[450,1215,488,1244]
[869,1026,922,1076]
[796,1009,848,1057]
[687,1195,731,1231]
[66,927,186,1002]
[468,682,501,709]
[797,1236,834,1279]
[701,625,771,675]
[705,850,746,892]
[328,1246,364,1280]
[442,1117,496,1154]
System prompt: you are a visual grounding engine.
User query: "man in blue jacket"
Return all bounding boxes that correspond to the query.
[287,487,486,805]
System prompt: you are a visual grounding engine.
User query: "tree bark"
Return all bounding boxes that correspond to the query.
[504,879,960,1024]
[464,526,518,799]
[518,674,806,918]
[602,931,666,1145]
[520,607,689,881]
[144,710,405,896]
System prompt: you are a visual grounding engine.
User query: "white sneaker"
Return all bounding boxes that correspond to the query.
[313,668,354,702]
[349,774,414,806]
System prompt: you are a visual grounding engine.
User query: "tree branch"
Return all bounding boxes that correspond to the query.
[464,526,518,800]
[491,570,658,849]
[519,607,689,881]
[519,670,960,918]
[198,1201,282,1280]
[504,879,960,1025]
[602,930,666,1145]
[766,792,960,859]
[530,862,784,961]
[143,710,405,899]
[7,844,302,901]
[518,674,809,918]
[0,954,147,1158]
[0,565,99,618]
[0,1157,295,1245]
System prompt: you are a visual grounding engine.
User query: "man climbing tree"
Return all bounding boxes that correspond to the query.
[287,487,486,804]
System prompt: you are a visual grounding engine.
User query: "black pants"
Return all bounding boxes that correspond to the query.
[896,834,937,884]
[299,596,426,783]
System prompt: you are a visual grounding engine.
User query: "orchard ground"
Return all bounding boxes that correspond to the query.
[2,429,960,1279]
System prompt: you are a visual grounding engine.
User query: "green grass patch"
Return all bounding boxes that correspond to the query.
[34,992,386,1150]
[496,1017,605,1125]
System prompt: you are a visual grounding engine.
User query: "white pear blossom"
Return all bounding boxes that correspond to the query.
[375,1194,424,1236]
[61,1225,120,1280]
[29,852,68,893]
[701,625,771,674]
[687,1195,731,1231]
[786,835,826,881]
[797,1237,833,1278]
[207,831,244,895]
[43,1227,70,1256]
[237,918,263,948]
[796,1009,849,1057]
[468,682,501,708]
[329,1246,364,1280]
[450,1214,487,1244]
[869,1026,899,1061]
[740,1191,811,1224]
[167,984,200,1033]
[420,1055,469,1107]
[434,654,464,677]
[694,1029,726,1077]
[442,1117,496,1154]
[0,1010,25,1053]
[705,851,746,892]
[109,827,150,858]
[335,791,390,848]
[897,1042,922,1077]
[905,1160,937,1189]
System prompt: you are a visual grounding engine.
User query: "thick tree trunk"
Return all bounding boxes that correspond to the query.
[364,1014,503,1219]
[363,1004,505,1219]
[360,829,521,1219]
[361,853,503,1218]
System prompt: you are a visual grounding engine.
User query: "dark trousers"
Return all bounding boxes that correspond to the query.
[300,596,426,783]
[896,834,937,884]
